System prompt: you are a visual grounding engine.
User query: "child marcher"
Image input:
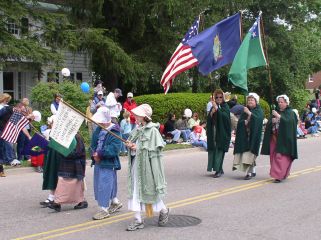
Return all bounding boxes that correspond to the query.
[126,104,169,231]
[90,107,123,220]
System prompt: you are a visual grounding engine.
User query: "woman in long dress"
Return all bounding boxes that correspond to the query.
[233,93,264,180]
[207,89,231,178]
[261,95,298,183]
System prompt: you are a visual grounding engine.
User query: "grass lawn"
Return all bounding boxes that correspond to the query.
[163,143,194,151]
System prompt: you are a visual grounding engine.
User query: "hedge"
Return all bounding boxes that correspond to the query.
[135,93,270,124]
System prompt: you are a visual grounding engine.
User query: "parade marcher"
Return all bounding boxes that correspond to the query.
[106,88,123,123]
[90,107,123,220]
[16,99,33,162]
[232,93,264,180]
[126,104,169,231]
[123,92,137,130]
[49,134,88,212]
[120,109,131,155]
[0,93,14,177]
[261,95,298,183]
[50,93,61,115]
[41,115,63,207]
[207,89,231,178]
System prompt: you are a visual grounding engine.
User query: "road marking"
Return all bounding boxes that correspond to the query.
[14,165,321,240]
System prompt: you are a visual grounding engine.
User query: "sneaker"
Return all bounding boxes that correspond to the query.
[108,202,123,214]
[40,199,54,208]
[10,159,21,166]
[48,202,61,212]
[36,166,43,173]
[244,174,252,180]
[158,208,169,226]
[74,201,88,210]
[0,172,6,177]
[126,220,144,231]
[92,210,110,220]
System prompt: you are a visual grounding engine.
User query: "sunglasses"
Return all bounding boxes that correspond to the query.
[215,96,223,99]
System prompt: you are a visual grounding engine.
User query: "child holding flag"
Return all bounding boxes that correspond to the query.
[126,104,169,231]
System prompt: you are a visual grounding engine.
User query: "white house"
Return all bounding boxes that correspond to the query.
[0,1,91,100]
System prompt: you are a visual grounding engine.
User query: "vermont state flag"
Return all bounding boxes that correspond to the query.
[228,14,267,92]
[187,12,241,75]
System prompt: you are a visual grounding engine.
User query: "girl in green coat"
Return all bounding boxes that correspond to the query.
[126,104,169,231]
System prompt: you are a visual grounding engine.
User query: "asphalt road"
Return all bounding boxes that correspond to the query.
[1,137,321,240]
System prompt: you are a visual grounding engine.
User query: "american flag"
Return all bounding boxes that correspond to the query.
[160,17,200,93]
[0,111,29,143]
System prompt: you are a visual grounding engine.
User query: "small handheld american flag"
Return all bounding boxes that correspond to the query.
[0,111,29,143]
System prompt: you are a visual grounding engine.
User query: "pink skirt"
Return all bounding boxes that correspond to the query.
[55,177,85,204]
[269,135,293,180]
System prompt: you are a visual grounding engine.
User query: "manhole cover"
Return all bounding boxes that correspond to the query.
[145,214,201,228]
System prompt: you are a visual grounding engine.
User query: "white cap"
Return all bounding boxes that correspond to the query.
[312,107,317,113]
[247,92,260,103]
[131,104,152,120]
[127,92,133,98]
[32,111,42,122]
[276,94,290,105]
[97,90,103,95]
[92,107,111,123]
[184,109,192,118]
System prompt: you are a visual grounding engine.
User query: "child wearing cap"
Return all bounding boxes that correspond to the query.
[126,104,169,231]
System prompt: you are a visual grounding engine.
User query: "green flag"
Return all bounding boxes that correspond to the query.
[48,138,77,157]
[228,14,267,92]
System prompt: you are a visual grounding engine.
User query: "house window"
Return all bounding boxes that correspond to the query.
[7,19,19,35]
[21,18,29,35]
[47,72,59,83]
[18,72,22,100]
[3,72,15,99]
[76,72,83,81]
[70,73,75,81]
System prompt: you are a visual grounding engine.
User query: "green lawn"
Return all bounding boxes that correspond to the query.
[163,143,194,151]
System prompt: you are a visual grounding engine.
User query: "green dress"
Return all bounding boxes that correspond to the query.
[42,148,64,190]
[233,105,264,172]
[207,103,231,172]
[261,107,298,160]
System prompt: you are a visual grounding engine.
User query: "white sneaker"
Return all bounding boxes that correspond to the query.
[10,159,21,166]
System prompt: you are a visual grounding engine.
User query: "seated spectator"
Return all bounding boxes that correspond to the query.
[305,110,319,136]
[188,112,200,129]
[293,109,306,139]
[190,126,207,151]
[175,113,191,141]
[164,113,181,143]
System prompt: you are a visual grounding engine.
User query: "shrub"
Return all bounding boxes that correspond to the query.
[30,81,93,146]
[135,93,270,124]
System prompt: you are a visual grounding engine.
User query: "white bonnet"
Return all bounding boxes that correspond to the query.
[247,92,260,103]
[276,94,290,105]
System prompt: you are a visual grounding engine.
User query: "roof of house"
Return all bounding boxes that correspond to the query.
[306,71,321,90]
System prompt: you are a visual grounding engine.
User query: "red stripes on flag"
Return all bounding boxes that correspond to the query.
[160,44,199,93]
[0,112,29,143]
